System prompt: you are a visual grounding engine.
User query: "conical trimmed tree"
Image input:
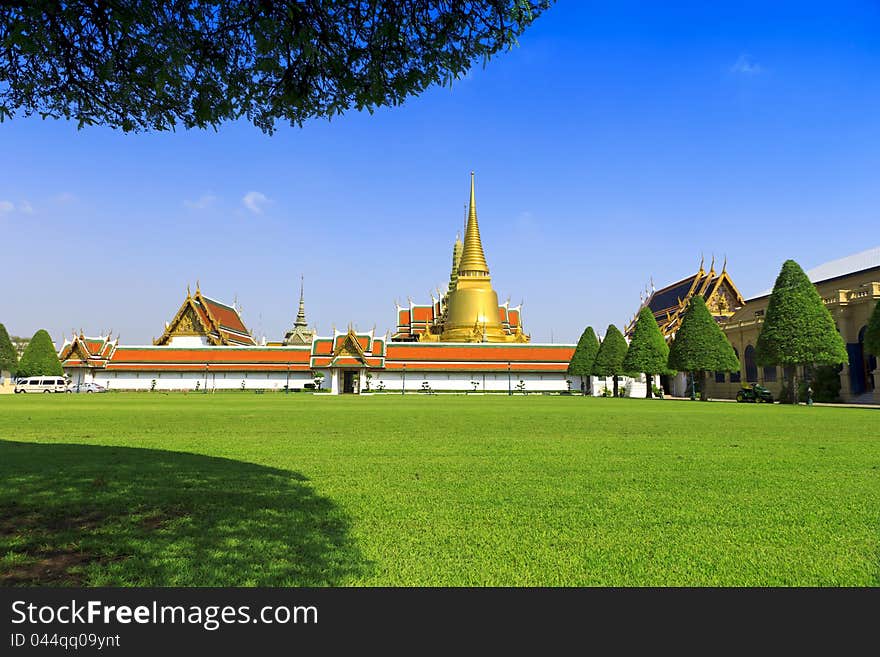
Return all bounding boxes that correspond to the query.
[0,323,17,380]
[592,324,628,397]
[668,296,739,401]
[865,300,880,358]
[756,259,848,403]
[623,307,669,398]
[16,330,63,378]
[567,326,600,395]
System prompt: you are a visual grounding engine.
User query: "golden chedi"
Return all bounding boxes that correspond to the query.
[439,173,527,343]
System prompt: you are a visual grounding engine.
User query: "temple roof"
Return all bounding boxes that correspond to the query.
[106,346,311,371]
[631,257,744,339]
[154,285,256,346]
[647,274,700,315]
[59,333,118,367]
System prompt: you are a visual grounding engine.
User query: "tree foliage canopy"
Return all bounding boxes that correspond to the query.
[567,326,599,376]
[0,323,17,376]
[591,325,627,377]
[623,307,669,376]
[864,300,880,358]
[0,1,553,133]
[667,296,739,374]
[755,260,848,367]
[16,329,63,378]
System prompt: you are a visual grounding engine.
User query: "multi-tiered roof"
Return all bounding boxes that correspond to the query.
[629,257,744,340]
[154,284,256,346]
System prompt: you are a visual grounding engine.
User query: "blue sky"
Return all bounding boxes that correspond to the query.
[2,1,879,345]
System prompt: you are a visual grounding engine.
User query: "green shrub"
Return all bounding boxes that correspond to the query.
[16,329,63,378]
[0,323,17,377]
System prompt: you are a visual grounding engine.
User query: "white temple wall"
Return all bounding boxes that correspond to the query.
[366,370,575,393]
[92,370,315,391]
[72,368,588,394]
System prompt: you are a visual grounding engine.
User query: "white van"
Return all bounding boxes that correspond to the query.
[14,376,68,394]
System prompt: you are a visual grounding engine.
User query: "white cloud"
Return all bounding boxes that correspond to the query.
[731,54,763,76]
[19,200,34,214]
[242,191,270,214]
[184,194,217,210]
[0,200,14,215]
[54,192,77,204]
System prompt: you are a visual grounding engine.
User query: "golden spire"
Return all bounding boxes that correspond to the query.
[458,172,490,276]
[447,233,463,295]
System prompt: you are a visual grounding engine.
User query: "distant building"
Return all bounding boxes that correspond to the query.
[627,256,745,397]
[11,335,29,359]
[706,247,880,404]
[634,248,880,403]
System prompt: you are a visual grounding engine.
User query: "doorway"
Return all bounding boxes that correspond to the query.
[342,370,359,394]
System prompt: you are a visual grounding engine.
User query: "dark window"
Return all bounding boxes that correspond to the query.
[730,348,741,383]
[715,371,725,383]
[745,345,758,383]
[763,366,777,382]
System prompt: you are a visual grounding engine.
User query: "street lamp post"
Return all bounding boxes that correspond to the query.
[689,371,696,401]
[286,362,291,394]
[204,364,208,394]
[508,362,512,396]
[402,363,406,395]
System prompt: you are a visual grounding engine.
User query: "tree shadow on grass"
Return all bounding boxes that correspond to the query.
[0,440,369,586]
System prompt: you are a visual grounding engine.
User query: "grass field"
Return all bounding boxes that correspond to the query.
[0,393,878,586]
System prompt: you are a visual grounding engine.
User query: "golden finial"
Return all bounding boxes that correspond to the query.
[458,171,490,276]
[708,255,715,275]
[186,284,191,297]
[196,279,200,294]
[698,254,704,274]
[722,255,727,273]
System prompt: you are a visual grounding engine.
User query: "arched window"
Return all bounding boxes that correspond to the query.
[730,348,741,383]
[744,345,758,383]
[859,325,876,392]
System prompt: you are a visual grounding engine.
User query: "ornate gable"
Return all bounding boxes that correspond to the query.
[705,271,744,318]
[153,286,255,346]
[154,292,220,346]
[330,328,368,365]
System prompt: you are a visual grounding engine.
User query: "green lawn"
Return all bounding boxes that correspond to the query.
[0,393,877,586]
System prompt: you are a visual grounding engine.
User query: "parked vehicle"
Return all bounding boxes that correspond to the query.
[736,383,774,403]
[67,382,107,394]
[14,376,68,394]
